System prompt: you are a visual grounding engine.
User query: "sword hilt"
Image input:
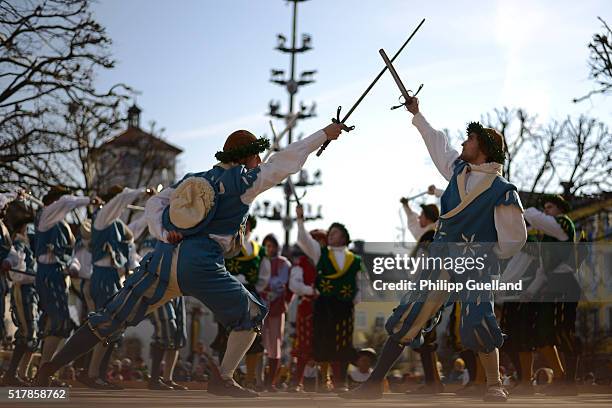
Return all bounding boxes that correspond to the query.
[391,84,424,110]
[316,106,355,156]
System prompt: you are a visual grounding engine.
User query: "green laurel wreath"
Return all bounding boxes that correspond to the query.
[466,122,506,164]
[215,137,270,163]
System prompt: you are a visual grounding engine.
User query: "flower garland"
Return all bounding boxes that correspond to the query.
[215,137,270,163]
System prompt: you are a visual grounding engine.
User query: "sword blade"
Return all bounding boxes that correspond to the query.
[316,18,425,156]
[379,48,413,104]
[339,18,425,123]
[286,178,301,206]
[405,191,428,201]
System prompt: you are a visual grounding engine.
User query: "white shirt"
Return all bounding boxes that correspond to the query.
[70,243,92,279]
[412,112,527,259]
[93,188,144,267]
[37,195,90,264]
[289,265,315,296]
[145,130,327,252]
[402,204,437,242]
[523,207,569,241]
[93,188,144,231]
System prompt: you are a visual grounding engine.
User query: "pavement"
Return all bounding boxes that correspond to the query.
[2,389,611,408]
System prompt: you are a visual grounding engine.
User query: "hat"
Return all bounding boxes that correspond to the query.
[541,194,570,214]
[466,122,506,164]
[169,177,216,229]
[420,203,440,223]
[79,219,92,241]
[42,185,70,205]
[215,130,270,163]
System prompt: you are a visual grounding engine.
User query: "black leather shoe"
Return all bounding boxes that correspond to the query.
[207,377,258,398]
[34,363,56,387]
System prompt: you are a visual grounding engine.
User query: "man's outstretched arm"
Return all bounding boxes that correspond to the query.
[406,98,459,181]
[240,123,342,205]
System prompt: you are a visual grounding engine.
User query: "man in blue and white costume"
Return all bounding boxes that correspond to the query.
[37,123,344,397]
[1,207,38,387]
[84,185,151,389]
[129,215,189,391]
[343,97,527,402]
[35,186,99,386]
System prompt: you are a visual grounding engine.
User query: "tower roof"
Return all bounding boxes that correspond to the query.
[99,127,183,155]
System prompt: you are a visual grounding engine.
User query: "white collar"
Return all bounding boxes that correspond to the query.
[467,162,502,175]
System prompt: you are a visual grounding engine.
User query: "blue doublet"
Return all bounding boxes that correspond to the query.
[90,217,130,309]
[87,165,268,341]
[10,235,40,351]
[35,221,75,338]
[387,159,521,352]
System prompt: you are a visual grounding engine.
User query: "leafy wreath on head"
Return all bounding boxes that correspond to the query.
[466,122,506,164]
[215,137,270,163]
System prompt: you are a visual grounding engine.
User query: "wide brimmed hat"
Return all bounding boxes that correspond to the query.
[169,177,216,229]
[541,194,570,213]
[215,130,270,163]
[466,122,506,164]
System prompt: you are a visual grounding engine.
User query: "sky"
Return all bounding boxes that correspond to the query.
[92,0,612,243]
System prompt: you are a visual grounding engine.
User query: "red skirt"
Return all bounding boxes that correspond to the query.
[291,298,314,360]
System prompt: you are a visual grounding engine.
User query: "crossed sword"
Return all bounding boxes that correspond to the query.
[316,18,426,156]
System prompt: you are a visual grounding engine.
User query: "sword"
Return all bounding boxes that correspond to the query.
[399,191,428,204]
[379,48,423,110]
[316,18,426,156]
